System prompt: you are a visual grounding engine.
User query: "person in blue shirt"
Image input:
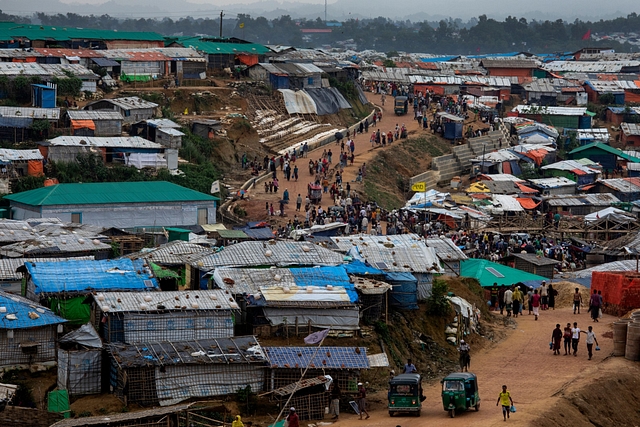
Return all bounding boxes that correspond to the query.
[403,359,417,374]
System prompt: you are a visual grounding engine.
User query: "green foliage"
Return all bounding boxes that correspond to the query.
[374,321,402,367]
[328,76,358,101]
[233,205,247,218]
[30,119,51,134]
[90,65,107,78]
[52,76,82,97]
[11,176,46,193]
[382,59,397,68]
[110,241,122,258]
[598,93,616,105]
[386,50,399,58]
[140,92,165,105]
[236,385,257,414]
[78,411,93,417]
[179,129,215,164]
[427,279,451,317]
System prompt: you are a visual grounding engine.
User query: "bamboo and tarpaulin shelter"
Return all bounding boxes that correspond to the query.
[92,290,238,344]
[0,291,66,369]
[351,276,392,324]
[264,346,369,395]
[57,323,103,396]
[106,336,268,406]
[269,376,331,421]
[49,402,229,427]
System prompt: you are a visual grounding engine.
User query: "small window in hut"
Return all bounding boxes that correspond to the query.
[20,342,38,355]
[71,212,82,224]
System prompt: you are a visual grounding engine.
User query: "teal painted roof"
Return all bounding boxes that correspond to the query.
[460,258,548,288]
[569,142,640,163]
[172,36,269,55]
[0,22,164,42]
[5,181,218,207]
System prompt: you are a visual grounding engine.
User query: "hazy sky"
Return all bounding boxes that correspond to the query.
[6,0,640,21]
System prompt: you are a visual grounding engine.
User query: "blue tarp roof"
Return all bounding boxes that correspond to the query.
[420,56,459,63]
[290,266,358,302]
[0,291,66,329]
[92,57,121,67]
[26,258,158,294]
[342,260,383,275]
[264,346,369,369]
[239,226,274,240]
[383,271,417,283]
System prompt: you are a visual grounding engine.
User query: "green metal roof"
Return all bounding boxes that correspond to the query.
[460,258,547,288]
[171,36,269,55]
[568,142,640,163]
[0,22,164,42]
[4,181,219,207]
[217,229,249,239]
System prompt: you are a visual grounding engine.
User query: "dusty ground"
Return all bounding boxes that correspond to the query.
[296,306,629,427]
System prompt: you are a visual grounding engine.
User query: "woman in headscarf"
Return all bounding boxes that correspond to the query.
[232,415,244,427]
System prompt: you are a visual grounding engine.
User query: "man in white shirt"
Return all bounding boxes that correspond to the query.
[581,326,599,360]
[571,322,580,357]
[504,287,514,317]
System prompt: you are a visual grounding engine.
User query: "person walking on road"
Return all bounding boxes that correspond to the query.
[356,383,370,420]
[330,382,341,420]
[563,323,572,356]
[581,326,599,360]
[458,340,471,372]
[512,286,523,318]
[573,288,583,314]
[571,322,581,357]
[504,286,513,317]
[589,289,601,322]
[496,385,514,421]
[551,324,563,355]
[531,289,541,321]
[403,358,417,374]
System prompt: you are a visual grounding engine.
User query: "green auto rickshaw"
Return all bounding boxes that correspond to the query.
[441,372,480,418]
[388,373,425,417]
[394,96,408,115]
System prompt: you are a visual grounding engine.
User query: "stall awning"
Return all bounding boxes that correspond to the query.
[71,119,95,131]
[516,198,540,210]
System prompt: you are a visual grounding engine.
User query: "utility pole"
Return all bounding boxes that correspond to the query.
[219,10,224,38]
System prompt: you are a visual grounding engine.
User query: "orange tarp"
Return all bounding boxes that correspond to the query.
[515,197,540,210]
[71,119,95,131]
[44,178,59,187]
[237,54,258,66]
[27,160,44,177]
[524,149,548,166]
[515,182,539,193]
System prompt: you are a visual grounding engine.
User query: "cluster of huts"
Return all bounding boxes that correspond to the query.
[0,221,471,420]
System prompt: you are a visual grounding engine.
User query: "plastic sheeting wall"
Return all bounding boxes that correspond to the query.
[57,349,102,395]
[117,312,234,343]
[414,273,434,300]
[124,152,167,169]
[279,89,317,115]
[262,307,360,330]
[304,88,352,116]
[155,364,266,406]
[384,272,418,310]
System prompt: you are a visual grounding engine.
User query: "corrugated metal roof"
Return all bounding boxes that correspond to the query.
[92,290,237,312]
[107,336,266,368]
[424,237,468,261]
[529,177,577,188]
[34,48,105,58]
[26,258,158,294]
[86,96,158,111]
[45,135,161,148]
[50,405,193,427]
[145,118,181,128]
[0,256,94,280]
[489,194,524,212]
[621,123,640,136]
[0,291,66,329]
[125,241,212,265]
[0,63,97,80]
[586,80,626,93]
[598,178,640,193]
[0,22,164,42]
[157,127,185,137]
[545,193,620,206]
[174,37,269,55]
[480,59,540,69]
[544,61,640,73]
[264,346,369,369]
[259,286,352,304]
[0,234,111,258]
[0,148,43,162]
[101,50,169,61]
[66,110,123,121]
[573,259,639,278]
[576,128,610,141]
[541,159,600,174]
[188,241,345,270]
[5,181,218,207]
[513,105,587,116]
[0,106,60,120]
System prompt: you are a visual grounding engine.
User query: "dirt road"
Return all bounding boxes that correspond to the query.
[329,306,619,427]
[239,91,426,220]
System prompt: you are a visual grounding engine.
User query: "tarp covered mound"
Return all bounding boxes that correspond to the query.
[356,85,369,106]
[279,89,318,115]
[304,88,352,116]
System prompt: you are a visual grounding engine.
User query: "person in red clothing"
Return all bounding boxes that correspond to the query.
[286,407,299,427]
[531,289,541,321]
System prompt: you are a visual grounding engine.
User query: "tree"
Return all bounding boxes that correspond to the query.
[382,59,396,68]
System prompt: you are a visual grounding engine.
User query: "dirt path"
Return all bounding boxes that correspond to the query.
[328,307,619,427]
[238,92,426,221]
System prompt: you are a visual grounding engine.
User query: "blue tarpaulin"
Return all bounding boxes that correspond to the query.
[342,260,383,275]
[383,272,418,310]
[26,259,158,295]
[0,291,66,329]
[290,266,358,302]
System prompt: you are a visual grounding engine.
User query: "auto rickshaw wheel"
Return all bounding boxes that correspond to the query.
[449,409,455,418]
[475,403,480,411]
[416,410,421,417]
[388,411,394,417]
